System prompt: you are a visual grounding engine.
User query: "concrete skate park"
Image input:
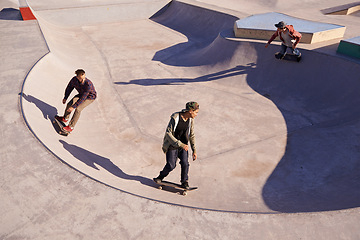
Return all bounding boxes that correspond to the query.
[2,0,360,238]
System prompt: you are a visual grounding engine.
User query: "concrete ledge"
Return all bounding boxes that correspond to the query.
[234,12,346,44]
[322,2,360,15]
[337,36,360,58]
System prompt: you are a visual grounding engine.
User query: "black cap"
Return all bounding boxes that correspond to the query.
[275,21,286,29]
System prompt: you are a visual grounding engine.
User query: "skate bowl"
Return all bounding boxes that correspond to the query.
[21,0,360,213]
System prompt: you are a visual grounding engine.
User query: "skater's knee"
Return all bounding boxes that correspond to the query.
[168,162,176,170]
[74,108,83,114]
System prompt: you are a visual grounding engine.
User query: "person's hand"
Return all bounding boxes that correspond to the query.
[66,106,74,113]
[183,145,189,151]
[192,153,197,161]
[62,99,66,104]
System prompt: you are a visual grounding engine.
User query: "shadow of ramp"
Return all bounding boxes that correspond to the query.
[262,126,360,213]
[239,42,360,212]
[59,140,155,187]
[114,64,256,86]
[0,8,22,21]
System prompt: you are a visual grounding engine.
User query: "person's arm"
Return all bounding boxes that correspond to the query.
[265,31,279,48]
[293,32,302,48]
[189,119,197,160]
[287,25,302,48]
[72,82,91,108]
[64,77,76,102]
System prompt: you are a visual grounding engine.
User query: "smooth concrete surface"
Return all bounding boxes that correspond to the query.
[234,12,346,44]
[2,0,360,239]
[342,36,360,44]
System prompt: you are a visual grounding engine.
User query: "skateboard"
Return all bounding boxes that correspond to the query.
[52,115,69,136]
[275,52,302,62]
[154,179,198,196]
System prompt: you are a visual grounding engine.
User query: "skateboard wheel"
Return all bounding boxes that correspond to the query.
[158,186,162,190]
[182,191,187,196]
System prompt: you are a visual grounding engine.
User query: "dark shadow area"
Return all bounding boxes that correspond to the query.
[245,43,360,212]
[59,140,155,187]
[150,1,360,212]
[115,64,256,86]
[21,93,58,120]
[150,0,239,67]
[0,8,23,21]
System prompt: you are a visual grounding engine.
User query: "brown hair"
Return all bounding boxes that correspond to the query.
[75,69,85,76]
[186,101,199,111]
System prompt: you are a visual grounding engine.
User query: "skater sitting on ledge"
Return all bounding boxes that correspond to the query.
[265,21,302,58]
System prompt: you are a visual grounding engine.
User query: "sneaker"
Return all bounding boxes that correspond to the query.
[181,181,189,190]
[63,126,73,133]
[55,115,68,123]
[153,177,163,183]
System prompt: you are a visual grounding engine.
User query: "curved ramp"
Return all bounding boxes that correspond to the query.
[21,0,360,213]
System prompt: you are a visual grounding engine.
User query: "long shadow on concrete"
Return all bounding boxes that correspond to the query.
[114,64,256,86]
[59,140,155,187]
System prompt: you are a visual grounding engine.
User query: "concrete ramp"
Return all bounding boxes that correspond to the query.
[234,12,346,44]
[21,0,360,213]
[322,2,360,15]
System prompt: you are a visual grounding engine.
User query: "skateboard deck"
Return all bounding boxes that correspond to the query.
[154,180,197,196]
[52,115,69,136]
[275,52,302,62]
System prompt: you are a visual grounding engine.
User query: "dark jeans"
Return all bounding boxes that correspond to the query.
[280,43,300,56]
[159,148,189,183]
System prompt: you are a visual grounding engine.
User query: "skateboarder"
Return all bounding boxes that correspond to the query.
[265,21,302,59]
[153,102,199,189]
[55,69,97,133]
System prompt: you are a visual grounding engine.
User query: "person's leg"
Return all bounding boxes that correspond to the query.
[158,149,178,180]
[178,148,189,184]
[63,95,79,120]
[292,48,300,56]
[68,98,94,128]
[279,44,287,58]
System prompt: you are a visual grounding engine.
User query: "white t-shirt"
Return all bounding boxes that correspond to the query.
[280,29,295,47]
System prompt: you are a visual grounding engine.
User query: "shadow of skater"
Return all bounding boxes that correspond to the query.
[114,64,256,86]
[21,93,58,120]
[59,140,155,187]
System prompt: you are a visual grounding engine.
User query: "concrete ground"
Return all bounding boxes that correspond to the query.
[1,0,360,239]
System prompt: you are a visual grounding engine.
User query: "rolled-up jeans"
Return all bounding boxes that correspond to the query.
[280,43,300,56]
[64,94,94,128]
